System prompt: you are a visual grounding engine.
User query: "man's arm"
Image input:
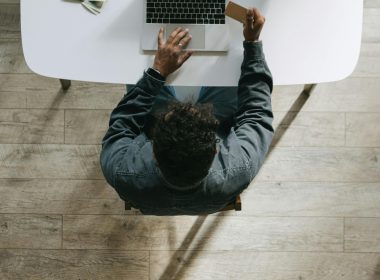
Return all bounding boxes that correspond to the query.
[100,27,193,185]
[101,73,164,147]
[100,72,165,186]
[234,8,274,179]
[102,27,193,147]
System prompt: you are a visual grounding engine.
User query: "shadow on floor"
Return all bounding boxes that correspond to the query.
[156,85,316,280]
[267,84,314,155]
[372,258,380,280]
[158,214,224,280]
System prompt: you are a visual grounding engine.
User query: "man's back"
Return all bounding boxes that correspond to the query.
[105,130,253,215]
[100,8,273,215]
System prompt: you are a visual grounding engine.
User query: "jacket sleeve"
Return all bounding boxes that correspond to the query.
[100,71,165,186]
[234,41,274,179]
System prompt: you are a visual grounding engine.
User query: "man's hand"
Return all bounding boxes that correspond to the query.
[243,8,265,42]
[152,27,193,78]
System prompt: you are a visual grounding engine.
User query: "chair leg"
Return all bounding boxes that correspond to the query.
[60,79,71,91]
[220,195,242,211]
[235,195,242,211]
[125,201,132,210]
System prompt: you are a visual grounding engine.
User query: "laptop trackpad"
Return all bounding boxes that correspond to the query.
[165,25,205,50]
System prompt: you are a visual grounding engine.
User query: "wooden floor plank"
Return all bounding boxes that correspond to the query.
[0,214,61,249]
[272,77,380,113]
[0,1,20,4]
[0,39,30,74]
[0,109,64,144]
[0,179,126,215]
[0,249,149,280]
[0,91,26,109]
[257,147,380,182]
[271,84,304,112]
[306,77,380,112]
[150,251,380,280]
[346,113,380,147]
[0,74,38,109]
[363,8,380,42]
[65,109,111,144]
[345,218,380,252]
[27,81,124,110]
[238,182,380,218]
[63,215,343,251]
[352,43,380,78]
[365,0,380,8]
[0,4,20,39]
[0,74,124,110]
[0,144,103,179]
[272,112,345,147]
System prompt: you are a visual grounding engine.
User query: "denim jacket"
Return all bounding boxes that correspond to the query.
[100,41,274,215]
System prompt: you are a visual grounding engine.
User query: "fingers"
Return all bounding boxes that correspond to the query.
[250,8,260,21]
[157,27,165,48]
[167,27,183,44]
[171,28,190,46]
[155,26,193,75]
[177,33,192,49]
[250,8,265,30]
[245,9,254,31]
[245,8,265,26]
[177,34,193,65]
[161,27,192,49]
[178,50,193,66]
[244,8,265,41]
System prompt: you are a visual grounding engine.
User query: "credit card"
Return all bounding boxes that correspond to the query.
[224,1,248,23]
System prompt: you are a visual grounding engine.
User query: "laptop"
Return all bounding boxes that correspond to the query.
[141,0,230,51]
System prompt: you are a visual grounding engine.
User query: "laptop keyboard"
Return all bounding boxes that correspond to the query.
[146,0,226,24]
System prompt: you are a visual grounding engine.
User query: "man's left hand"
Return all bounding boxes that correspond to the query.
[152,27,193,78]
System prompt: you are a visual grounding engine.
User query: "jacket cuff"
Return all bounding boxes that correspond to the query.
[136,71,166,94]
[146,67,166,81]
[243,40,265,61]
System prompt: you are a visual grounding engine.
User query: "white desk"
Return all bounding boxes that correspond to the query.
[21,0,363,86]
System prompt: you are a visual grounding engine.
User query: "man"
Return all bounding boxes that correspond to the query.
[100,8,273,215]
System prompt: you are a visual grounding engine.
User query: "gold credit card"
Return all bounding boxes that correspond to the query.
[224,1,248,23]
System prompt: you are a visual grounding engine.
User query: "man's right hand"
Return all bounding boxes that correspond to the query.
[152,27,193,78]
[243,8,265,42]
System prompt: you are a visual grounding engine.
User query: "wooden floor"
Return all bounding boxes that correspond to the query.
[0,1,380,279]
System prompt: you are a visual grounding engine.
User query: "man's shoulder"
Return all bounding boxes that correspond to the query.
[206,163,252,198]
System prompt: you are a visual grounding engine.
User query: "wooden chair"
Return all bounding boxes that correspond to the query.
[220,195,242,211]
[124,195,242,212]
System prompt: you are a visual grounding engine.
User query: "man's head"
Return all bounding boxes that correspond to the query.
[152,101,219,188]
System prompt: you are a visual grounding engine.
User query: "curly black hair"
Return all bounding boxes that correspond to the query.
[152,101,219,188]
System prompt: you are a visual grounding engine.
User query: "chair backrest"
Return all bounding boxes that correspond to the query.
[124,195,242,213]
